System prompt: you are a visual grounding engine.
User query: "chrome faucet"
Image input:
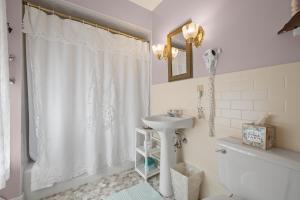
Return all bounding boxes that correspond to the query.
[167,109,181,117]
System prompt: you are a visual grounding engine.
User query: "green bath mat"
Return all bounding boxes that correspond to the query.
[105,183,163,200]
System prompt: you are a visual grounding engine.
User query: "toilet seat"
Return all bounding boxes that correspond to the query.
[202,195,232,200]
[203,195,241,200]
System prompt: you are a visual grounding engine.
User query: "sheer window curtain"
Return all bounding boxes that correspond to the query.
[23,6,150,191]
[0,0,10,190]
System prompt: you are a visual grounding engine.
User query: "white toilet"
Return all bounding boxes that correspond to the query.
[204,137,300,200]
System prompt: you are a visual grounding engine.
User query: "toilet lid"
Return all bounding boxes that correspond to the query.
[203,195,241,200]
[203,195,232,200]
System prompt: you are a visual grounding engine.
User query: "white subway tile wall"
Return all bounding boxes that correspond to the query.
[221,109,241,119]
[214,69,289,129]
[222,91,241,100]
[231,100,253,110]
[241,90,268,100]
[216,100,231,109]
[151,62,300,198]
[215,117,231,127]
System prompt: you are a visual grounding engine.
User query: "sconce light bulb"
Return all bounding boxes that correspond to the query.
[152,44,166,60]
[182,22,199,41]
[171,47,179,58]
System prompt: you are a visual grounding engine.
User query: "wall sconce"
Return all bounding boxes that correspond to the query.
[152,44,167,60]
[152,45,179,60]
[182,22,204,48]
[171,47,179,58]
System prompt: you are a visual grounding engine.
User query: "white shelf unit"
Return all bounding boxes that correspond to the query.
[135,128,160,181]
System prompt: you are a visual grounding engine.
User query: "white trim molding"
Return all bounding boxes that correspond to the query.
[9,194,23,200]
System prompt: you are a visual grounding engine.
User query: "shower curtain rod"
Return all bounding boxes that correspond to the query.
[23,0,149,43]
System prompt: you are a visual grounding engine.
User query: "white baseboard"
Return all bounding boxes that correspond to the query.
[9,194,23,200]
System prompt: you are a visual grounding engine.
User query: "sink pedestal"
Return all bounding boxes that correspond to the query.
[142,114,193,198]
[158,129,176,197]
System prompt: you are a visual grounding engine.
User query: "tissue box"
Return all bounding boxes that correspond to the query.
[242,123,276,150]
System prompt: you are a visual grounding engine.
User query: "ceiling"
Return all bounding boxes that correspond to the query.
[28,0,152,40]
[128,0,163,11]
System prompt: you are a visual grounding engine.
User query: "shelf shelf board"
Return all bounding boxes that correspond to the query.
[136,146,160,157]
[135,127,155,135]
[152,136,160,142]
[151,152,160,161]
[135,163,160,179]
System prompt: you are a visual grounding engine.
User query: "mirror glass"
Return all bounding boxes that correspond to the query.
[171,33,187,76]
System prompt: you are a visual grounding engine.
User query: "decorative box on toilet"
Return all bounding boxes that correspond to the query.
[242,123,276,150]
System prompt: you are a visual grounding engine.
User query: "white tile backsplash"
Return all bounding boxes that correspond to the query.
[254,100,285,112]
[229,80,254,91]
[231,100,253,110]
[215,77,279,128]
[215,92,222,100]
[241,90,268,100]
[222,91,241,100]
[152,62,300,199]
[216,100,231,109]
[230,119,251,129]
[241,111,262,121]
[215,117,231,127]
[222,109,241,119]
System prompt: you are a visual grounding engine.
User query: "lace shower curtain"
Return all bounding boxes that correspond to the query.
[0,0,10,190]
[23,6,150,191]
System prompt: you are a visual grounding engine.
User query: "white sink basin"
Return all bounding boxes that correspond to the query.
[142,114,194,197]
[142,114,194,130]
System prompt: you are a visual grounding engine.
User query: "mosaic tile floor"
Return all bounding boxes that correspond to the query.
[42,169,174,200]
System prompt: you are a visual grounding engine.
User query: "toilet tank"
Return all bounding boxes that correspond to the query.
[216,137,300,200]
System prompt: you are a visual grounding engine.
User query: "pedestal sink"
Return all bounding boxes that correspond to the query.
[142,114,194,197]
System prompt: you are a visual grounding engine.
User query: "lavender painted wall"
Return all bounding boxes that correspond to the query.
[2,0,300,198]
[64,0,152,29]
[0,0,152,198]
[152,0,300,84]
[0,0,23,199]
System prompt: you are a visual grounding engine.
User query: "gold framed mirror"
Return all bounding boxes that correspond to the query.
[167,20,193,82]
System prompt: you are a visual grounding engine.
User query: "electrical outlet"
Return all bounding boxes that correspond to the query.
[197,85,203,97]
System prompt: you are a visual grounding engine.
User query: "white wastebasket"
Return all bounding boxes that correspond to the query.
[171,163,204,200]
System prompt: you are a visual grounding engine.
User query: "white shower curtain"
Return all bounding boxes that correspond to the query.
[0,0,10,190]
[23,6,150,191]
